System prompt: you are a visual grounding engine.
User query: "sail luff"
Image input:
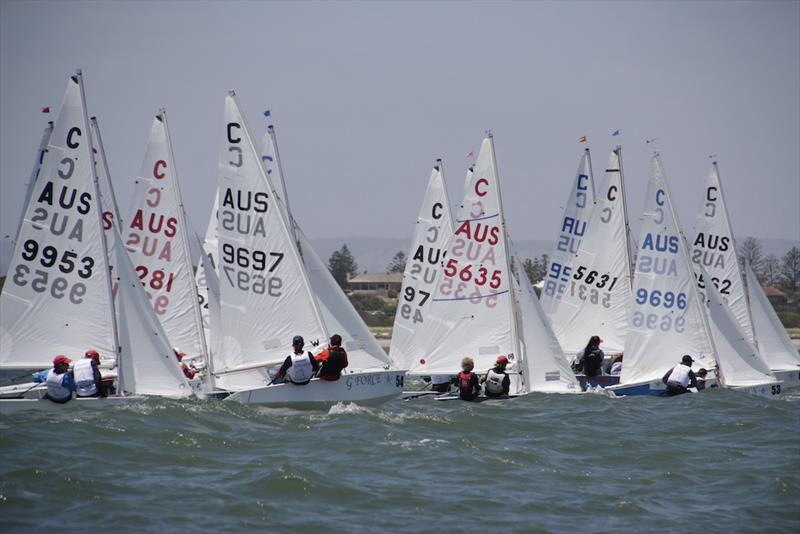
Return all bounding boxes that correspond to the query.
[76,70,124,391]
[16,122,54,245]
[90,117,123,230]
[616,146,634,283]
[160,109,211,377]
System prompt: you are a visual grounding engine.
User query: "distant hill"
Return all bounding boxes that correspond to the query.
[1,235,797,276]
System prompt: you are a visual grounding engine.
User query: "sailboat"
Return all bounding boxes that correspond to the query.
[404,135,579,397]
[0,71,193,411]
[208,92,402,407]
[390,160,454,375]
[542,147,633,389]
[121,110,209,388]
[692,161,799,389]
[607,152,781,397]
[540,148,596,349]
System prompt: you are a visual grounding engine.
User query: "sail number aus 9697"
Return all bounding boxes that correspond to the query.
[399,286,430,324]
[220,244,284,296]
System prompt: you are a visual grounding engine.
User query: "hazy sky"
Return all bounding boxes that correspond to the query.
[1,1,798,246]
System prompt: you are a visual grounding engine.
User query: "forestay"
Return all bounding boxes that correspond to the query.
[390,162,454,371]
[541,149,595,316]
[410,136,517,375]
[744,262,799,371]
[619,153,716,387]
[510,247,580,393]
[113,226,192,397]
[691,162,754,344]
[544,148,632,355]
[296,226,391,370]
[0,73,115,368]
[215,92,326,390]
[123,112,207,360]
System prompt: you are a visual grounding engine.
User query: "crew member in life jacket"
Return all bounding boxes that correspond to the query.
[572,336,604,377]
[32,355,76,403]
[276,335,320,385]
[457,357,481,401]
[73,350,105,398]
[315,334,349,381]
[482,355,511,397]
[662,355,699,396]
[173,348,197,380]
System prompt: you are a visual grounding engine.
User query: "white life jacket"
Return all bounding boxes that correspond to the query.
[46,370,72,401]
[286,352,314,384]
[431,375,451,385]
[667,364,691,387]
[73,359,98,397]
[610,361,622,376]
[485,369,506,395]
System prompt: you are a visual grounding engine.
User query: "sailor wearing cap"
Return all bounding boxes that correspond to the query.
[662,355,699,396]
[32,355,77,403]
[74,350,104,397]
[275,335,320,386]
[482,355,511,397]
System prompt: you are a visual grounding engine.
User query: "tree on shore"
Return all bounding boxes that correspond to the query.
[387,251,406,273]
[738,237,763,273]
[523,253,549,285]
[780,246,800,292]
[760,254,781,286]
[328,245,359,289]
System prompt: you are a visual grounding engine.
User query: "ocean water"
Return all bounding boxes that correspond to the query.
[1,388,798,533]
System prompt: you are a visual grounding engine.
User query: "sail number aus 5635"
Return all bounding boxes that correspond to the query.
[442,258,501,289]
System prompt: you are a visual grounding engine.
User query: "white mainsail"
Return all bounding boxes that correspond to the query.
[744,261,799,371]
[409,136,518,376]
[390,162,454,371]
[541,149,595,317]
[544,147,632,354]
[700,263,775,387]
[295,225,391,370]
[619,153,716,387]
[0,73,116,368]
[122,112,208,361]
[510,246,580,393]
[214,92,326,390]
[113,226,192,397]
[691,162,755,344]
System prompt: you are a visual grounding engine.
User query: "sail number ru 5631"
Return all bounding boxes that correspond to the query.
[11,240,93,304]
[220,243,284,296]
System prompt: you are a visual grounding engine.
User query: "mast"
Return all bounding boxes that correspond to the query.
[655,151,723,385]
[160,108,213,389]
[229,91,330,341]
[585,147,596,200]
[266,124,302,257]
[76,69,124,393]
[15,122,53,244]
[616,145,634,283]
[488,134,523,389]
[90,116,123,230]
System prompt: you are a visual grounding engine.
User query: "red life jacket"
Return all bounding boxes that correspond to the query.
[458,371,476,399]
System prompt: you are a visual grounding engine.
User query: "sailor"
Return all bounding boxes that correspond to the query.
[173,348,197,380]
[32,355,76,404]
[573,336,604,377]
[608,352,623,376]
[662,355,699,396]
[457,357,481,401]
[482,355,511,397]
[74,350,104,397]
[429,374,452,393]
[276,335,319,385]
[695,368,714,391]
[315,334,349,381]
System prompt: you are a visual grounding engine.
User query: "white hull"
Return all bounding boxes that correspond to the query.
[225,370,405,409]
[771,369,800,390]
[0,395,145,415]
[729,381,784,398]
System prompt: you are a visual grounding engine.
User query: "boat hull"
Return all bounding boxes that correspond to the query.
[576,374,620,391]
[225,370,406,409]
[0,395,145,415]
[771,369,800,390]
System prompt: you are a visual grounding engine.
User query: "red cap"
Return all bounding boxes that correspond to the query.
[85,349,100,360]
[53,355,72,366]
[496,355,509,365]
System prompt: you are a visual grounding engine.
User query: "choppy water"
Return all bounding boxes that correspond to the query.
[1,387,798,533]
